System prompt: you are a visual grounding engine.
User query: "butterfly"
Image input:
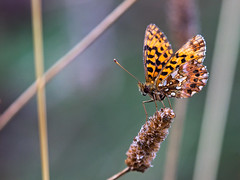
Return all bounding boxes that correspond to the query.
[114,24,208,117]
[137,24,208,107]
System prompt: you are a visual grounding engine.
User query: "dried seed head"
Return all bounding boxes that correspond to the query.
[125,108,175,172]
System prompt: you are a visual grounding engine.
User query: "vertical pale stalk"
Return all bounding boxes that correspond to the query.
[31,0,50,180]
[193,0,240,180]
[163,0,199,179]
[163,99,187,180]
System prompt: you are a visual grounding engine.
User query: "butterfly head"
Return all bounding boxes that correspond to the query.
[138,82,152,96]
[138,82,166,101]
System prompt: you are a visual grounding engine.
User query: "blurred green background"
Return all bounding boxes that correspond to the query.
[0,0,240,179]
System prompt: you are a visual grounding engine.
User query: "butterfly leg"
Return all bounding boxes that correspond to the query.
[160,100,166,108]
[142,99,154,121]
[166,96,172,109]
[153,94,158,112]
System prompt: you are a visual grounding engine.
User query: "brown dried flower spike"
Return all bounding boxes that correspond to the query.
[125,108,175,172]
[108,108,175,180]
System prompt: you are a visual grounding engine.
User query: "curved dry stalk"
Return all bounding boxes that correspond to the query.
[0,0,139,131]
[107,167,131,180]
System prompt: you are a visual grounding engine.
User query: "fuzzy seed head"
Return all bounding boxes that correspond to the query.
[125,108,175,172]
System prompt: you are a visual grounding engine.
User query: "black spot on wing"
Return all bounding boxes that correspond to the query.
[152,46,158,51]
[170,61,177,64]
[144,45,150,51]
[156,59,161,66]
[181,58,186,63]
[155,68,160,72]
[166,65,174,70]
[156,51,162,57]
[190,84,196,88]
[146,60,155,66]
[161,71,168,76]
[161,62,166,67]
[149,30,153,35]
[187,89,192,94]
[147,67,153,72]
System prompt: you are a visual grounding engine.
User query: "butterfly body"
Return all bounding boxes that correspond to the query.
[138,82,166,101]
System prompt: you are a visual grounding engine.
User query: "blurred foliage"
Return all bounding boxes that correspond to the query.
[0,0,239,180]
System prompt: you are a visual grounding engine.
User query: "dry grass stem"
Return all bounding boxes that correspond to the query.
[0,0,139,131]
[167,0,199,47]
[31,0,49,179]
[162,99,187,180]
[163,0,199,179]
[193,0,240,180]
[107,167,131,180]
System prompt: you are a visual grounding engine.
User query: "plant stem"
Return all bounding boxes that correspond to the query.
[31,0,49,179]
[193,0,240,179]
[107,167,131,180]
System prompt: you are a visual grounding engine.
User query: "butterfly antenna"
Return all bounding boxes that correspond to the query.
[114,59,141,83]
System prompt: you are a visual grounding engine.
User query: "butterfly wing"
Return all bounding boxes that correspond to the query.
[160,59,208,98]
[143,24,173,83]
[155,35,206,86]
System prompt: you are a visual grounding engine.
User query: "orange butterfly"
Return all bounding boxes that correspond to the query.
[115,24,208,117]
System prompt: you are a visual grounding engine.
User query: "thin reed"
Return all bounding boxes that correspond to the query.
[31,0,50,179]
[163,0,199,179]
[193,0,240,180]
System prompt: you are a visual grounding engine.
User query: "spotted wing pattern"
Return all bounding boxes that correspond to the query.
[155,35,206,86]
[159,59,208,98]
[143,24,173,83]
